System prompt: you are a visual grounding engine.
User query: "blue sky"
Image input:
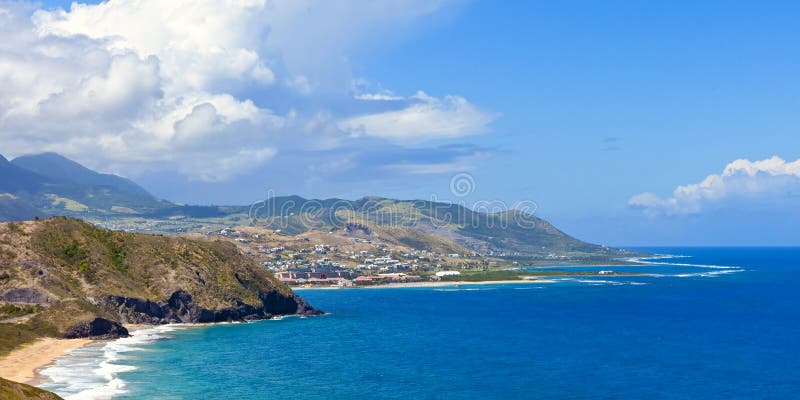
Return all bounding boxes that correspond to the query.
[5,0,800,246]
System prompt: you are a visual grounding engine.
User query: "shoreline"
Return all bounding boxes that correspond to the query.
[291,273,659,290]
[522,263,648,269]
[0,337,95,385]
[292,279,556,290]
[0,324,154,387]
[0,264,663,387]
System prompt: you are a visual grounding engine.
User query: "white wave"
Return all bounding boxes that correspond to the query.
[39,325,179,400]
[574,279,618,284]
[627,255,738,270]
[673,269,745,278]
[550,277,649,286]
[579,279,649,286]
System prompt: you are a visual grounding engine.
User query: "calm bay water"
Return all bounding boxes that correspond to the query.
[41,247,800,399]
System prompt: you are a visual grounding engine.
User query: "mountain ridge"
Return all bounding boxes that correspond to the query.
[0,153,169,221]
[0,152,634,261]
[12,153,152,198]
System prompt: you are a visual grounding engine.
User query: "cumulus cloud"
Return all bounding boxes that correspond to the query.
[39,53,162,118]
[354,92,405,101]
[185,147,278,182]
[0,0,495,183]
[32,0,276,94]
[339,91,497,143]
[629,156,800,214]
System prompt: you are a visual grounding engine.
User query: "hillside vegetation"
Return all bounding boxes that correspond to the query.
[244,196,633,261]
[0,377,62,400]
[0,218,318,354]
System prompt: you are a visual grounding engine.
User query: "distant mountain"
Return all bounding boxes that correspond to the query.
[12,152,152,198]
[0,156,53,221]
[0,195,41,222]
[0,153,632,261]
[0,154,52,194]
[0,153,171,220]
[243,196,634,261]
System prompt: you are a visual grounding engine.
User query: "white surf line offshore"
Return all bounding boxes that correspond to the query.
[549,278,649,286]
[525,254,745,283]
[624,255,746,278]
[540,254,746,284]
[626,254,736,269]
[38,324,186,400]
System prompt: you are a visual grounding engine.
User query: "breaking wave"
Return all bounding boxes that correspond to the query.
[38,325,180,400]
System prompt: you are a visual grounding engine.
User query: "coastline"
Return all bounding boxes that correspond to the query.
[0,324,153,387]
[290,272,662,290]
[0,337,95,385]
[292,279,556,290]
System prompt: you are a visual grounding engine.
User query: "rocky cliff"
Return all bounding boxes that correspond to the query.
[0,218,320,343]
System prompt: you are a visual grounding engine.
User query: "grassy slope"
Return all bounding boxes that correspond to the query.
[0,377,62,400]
[0,218,300,353]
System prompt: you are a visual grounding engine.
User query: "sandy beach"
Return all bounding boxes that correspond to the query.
[0,337,95,385]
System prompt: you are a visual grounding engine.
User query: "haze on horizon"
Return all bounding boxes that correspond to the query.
[1,0,799,246]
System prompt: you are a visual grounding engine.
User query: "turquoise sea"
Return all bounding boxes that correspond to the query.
[40,248,800,399]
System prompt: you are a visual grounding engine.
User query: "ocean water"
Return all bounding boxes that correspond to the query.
[39,247,800,399]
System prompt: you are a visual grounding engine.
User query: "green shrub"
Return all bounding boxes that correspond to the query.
[63,240,86,263]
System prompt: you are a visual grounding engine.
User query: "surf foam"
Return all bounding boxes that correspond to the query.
[39,325,180,400]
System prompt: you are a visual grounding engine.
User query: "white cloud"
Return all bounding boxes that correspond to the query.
[383,162,474,175]
[38,53,162,118]
[32,0,276,93]
[0,0,495,183]
[354,92,405,101]
[339,91,497,143]
[629,156,800,214]
[286,75,313,95]
[186,147,278,182]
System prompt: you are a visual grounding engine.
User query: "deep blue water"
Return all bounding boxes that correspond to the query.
[41,248,800,399]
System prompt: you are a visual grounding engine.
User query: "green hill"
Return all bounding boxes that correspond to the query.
[0,153,634,261]
[12,153,152,198]
[0,218,319,354]
[0,155,52,194]
[0,377,62,400]
[246,196,633,260]
[0,153,171,219]
[0,195,40,222]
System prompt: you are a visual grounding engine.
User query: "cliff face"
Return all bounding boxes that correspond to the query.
[101,289,317,325]
[0,218,321,340]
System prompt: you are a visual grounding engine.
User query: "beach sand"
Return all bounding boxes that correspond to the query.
[0,337,94,384]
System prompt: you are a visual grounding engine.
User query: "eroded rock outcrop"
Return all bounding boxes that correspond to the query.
[63,317,129,339]
[103,289,322,325]
[0,288,49,304]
